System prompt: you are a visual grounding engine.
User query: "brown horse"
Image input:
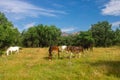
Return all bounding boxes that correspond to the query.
[66,46,84,59]
[48,46,60,60]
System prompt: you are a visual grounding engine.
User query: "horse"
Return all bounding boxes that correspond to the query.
[66,46,84,59]
[58,45,67,58]
[59,45,67,52]
[6,46,21,56]
[48,46,60,60]
[83,43,93,52]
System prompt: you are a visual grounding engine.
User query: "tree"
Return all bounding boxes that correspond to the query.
[90,21,113,47]
[113,28,120,45]
[21,24,61,47]
[75,31,94,46]
[21,27,39,47]
[58,35,75,46]
[0,12,20,49]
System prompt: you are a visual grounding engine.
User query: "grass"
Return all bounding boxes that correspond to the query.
[0,47,120,80]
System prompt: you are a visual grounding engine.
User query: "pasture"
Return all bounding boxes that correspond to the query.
[0,47,120,80]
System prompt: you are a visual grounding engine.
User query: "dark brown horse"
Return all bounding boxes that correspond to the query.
[66,46,84,59]
[48,46,60,60]
[83,43,93,51]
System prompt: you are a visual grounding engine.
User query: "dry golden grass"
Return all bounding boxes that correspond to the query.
[0,47,120,80]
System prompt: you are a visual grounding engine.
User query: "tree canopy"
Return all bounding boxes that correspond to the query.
[0,12,20,49]
[21,24,61,47]
[90,21,113,47]
[0,12,120,50]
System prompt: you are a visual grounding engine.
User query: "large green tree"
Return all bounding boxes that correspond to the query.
[21,24,61,47]
[0,12,20,49]
[90,21,113,47]
[74,31,94,46]
[21,27,39,47]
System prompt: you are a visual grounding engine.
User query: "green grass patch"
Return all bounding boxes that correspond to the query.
[0,47,120,80]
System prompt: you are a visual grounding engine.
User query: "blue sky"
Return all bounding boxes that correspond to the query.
[0,0,120,33]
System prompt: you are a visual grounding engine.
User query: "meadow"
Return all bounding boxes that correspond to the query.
[0,47,120,80]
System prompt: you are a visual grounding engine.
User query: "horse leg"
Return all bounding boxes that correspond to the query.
[49,51,52,60]
[17,50,19,54]
[78,52,81,58]
[58,51,60,59]
[58,48,61,59]
[69,52,73,59]
[62,50,66,58]
[7,51,9,56]
[10,51,12,55]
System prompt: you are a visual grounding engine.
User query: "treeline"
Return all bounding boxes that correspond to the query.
[0,12,120,51]
[21,24,61,47]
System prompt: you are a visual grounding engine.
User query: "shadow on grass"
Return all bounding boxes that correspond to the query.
[90,60,120,77]
[0,54,2,56]
[43,56,49,60]
[43,56,64,61]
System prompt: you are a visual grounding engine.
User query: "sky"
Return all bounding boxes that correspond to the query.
[0,0,120,33]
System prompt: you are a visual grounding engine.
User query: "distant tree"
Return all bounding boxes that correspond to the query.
[43,25,61,46]
[75,31,94,46]
[21,27,39,47]
[90,21,113,47]
[21,24,61,47]
[58,35,75,46]
[113,28,120,45]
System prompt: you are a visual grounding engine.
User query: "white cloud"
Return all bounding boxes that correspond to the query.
[24,22,36,29]
[61,27,77,33]
[112,21,120,27]
[102,0,120,16]
[0,0,67,19]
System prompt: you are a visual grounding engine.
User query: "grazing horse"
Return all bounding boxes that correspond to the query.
[83,43,93,51]
[6,46,21,56]
[66,46,84,59]
[48,46,60,60]
[59,45,67,52]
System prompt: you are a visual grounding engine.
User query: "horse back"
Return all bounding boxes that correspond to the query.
[66,46,83,53]
[49,46,59,53]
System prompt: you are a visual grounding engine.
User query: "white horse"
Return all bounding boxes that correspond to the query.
[59,45,67,52]
[6,46,20,56]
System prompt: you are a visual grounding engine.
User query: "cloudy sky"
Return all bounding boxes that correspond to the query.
[0,0,120,32]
